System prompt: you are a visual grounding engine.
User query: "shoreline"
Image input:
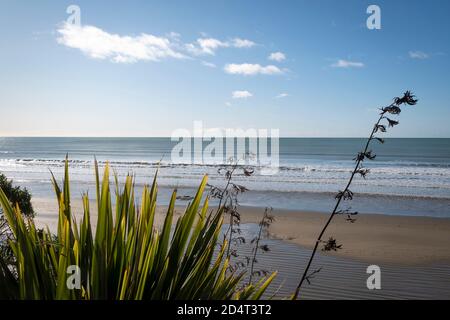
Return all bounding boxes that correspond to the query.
[237,206,450,266]
[23,183,450,218]
[31,198,450,266]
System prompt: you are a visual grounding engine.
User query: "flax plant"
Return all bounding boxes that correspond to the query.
[0,158,275,300]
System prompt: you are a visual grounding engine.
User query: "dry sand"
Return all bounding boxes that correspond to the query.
[238,206,450,265]
[32,198,450,266]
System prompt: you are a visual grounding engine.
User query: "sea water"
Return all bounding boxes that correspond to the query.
[1,137,449,217]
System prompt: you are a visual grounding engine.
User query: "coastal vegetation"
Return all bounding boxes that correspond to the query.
[0,91,417,300]
[293,91,418,299]
[0,159,275,299]
[0,173,34,262]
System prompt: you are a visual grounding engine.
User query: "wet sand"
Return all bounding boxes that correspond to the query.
[237,206,450,265]
[233,224,450,299]
[31,198,450,299]
[32,198,450,266]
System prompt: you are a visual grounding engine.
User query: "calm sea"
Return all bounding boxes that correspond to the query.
[1,137,450,217]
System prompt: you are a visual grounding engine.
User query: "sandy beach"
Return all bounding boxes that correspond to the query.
[32,198,450,266]
[238,206,450,266]
[30,197,450,299]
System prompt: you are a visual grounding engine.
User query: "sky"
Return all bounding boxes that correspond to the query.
[0,0,449,137]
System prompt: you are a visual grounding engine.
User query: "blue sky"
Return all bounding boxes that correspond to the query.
[0,0,449,137]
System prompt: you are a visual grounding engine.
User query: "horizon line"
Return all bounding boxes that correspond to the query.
[1,136,449,139]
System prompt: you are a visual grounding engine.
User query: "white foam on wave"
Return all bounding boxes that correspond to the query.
[2,158,450,199]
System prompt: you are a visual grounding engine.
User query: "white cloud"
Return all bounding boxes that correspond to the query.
[232,90,253,99]
[201,61,216,68]
[232,38,256,48]
[409,51,429,59]
[57,23,186,63]
[224,63,283,75]
[275,93,289,98]
[167,31,181,40]
[196,38,229,55]
[331,59,364,68]
[187,37,255,55]
[57,23,256,63]
[225,102,232,107]
[268,52,286,62]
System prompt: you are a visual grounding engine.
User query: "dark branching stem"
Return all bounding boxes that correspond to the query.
[211,158,244,259]
[293,114,382,295]
[212,155,255,262]
[293,91,417,299]
[248,211,266,285]
[222,163,238,258]
[248,208,273,285]
[217,162,238,211]
[227,213,234,258]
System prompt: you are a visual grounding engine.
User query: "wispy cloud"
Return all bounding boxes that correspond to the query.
[190,38,229,55]
[331,59,364,68]
[232,38,256,48]
[186,37,255,55]
[409,51,429,59]
[224,63,283,75]
[57,23,186,63]
[268,52,286,62]
[232,90,253,99]
[57,23,256,63]
[201,61,216,68]
[275,93,289,98]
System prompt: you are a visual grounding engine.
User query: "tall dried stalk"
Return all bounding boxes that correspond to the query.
[248,208,274,285]
[293,91,418,299]
[208,156,253,260]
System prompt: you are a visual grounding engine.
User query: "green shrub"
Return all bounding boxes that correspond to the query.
[0,173,34,262]
[0,158,275,300]
[0,174,34,217]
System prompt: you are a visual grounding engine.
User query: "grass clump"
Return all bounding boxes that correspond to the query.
[0,158,275,300]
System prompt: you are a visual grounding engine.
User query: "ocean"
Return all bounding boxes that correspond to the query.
[1,137,450,217]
